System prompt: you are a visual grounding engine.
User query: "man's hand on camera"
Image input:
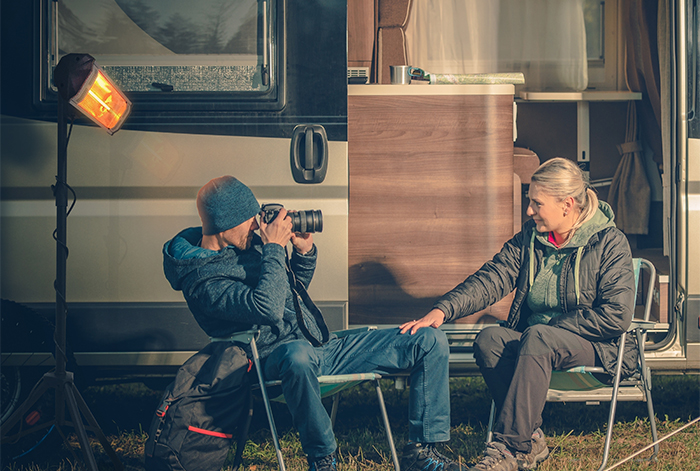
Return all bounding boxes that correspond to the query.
[291,232,314,255]
[259,208,293,247]
[399,308,446,335]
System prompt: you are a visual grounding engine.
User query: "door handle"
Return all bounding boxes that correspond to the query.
[290,124,328,184]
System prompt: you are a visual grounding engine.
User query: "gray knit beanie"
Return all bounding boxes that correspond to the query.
[196,176,261,235]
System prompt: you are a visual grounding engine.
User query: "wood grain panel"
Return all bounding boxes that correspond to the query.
[348,0,375,68]
[349,93,515,325]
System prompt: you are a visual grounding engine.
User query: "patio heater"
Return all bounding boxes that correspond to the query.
[0,54,131,471]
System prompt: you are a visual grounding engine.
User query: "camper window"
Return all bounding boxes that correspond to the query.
[46,0,281,108]
[584,0,622,90]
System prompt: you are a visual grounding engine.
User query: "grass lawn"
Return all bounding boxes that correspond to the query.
[1,375,698,471]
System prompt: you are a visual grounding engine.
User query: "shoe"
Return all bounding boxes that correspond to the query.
[401,442,464,471]
[514,428,549,470]
[308,451,337,471]
[469,442,517,471]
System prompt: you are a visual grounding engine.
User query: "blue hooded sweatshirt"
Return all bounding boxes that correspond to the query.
[162,226,332,358]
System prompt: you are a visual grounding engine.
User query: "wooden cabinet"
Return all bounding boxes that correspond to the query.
[347,0,374,70]
[348,84,516,325]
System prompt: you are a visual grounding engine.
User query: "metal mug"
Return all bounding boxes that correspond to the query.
[390,65,412,84]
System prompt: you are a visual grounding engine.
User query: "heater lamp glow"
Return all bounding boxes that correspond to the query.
[69,64,132,135]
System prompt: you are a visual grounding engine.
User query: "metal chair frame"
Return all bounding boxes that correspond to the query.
[485,258,659,471]
[228,329,399,471]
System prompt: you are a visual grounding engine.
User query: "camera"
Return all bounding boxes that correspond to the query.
[261,203,323,233]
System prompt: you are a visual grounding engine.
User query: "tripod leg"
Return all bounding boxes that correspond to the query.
[63,382,100,471]
[70,383,124,471]
[54,424,82,464]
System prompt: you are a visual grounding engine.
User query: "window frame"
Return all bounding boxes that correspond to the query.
[38,0,287,113]
[586,0,624,91]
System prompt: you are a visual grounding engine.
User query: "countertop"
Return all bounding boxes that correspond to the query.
[348,83,515,96]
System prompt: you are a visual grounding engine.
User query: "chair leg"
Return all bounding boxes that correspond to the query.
[643,369,659,460]
[330,393,340,428]
[486,400,496,444]
[250,337,287,471]
[597,332,628,471]
[374,379,400,471]
[637,329,659,460]
[597,380,621,471]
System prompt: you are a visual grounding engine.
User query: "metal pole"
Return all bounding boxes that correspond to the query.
[56,95,68,379]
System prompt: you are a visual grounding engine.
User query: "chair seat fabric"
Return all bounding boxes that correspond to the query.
[266,373,382,403]
[549,369,608,391]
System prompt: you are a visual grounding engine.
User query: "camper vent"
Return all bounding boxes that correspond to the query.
[348,67,369,84]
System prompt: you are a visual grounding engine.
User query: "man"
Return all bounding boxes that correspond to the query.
[163,175,461,471]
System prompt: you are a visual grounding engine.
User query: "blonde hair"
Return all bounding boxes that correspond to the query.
[530,157,599,237]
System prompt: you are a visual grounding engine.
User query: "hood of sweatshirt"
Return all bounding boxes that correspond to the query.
[163,226,263,292]
[534,200,616,250]
[527,201,617,313]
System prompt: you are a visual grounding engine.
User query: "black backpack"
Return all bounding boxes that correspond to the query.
[144,340,252,471]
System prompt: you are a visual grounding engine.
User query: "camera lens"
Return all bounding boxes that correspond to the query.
[261,204,323,233]
[291,210,323,233]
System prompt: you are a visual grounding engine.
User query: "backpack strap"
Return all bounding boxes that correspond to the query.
[151,398,172,445]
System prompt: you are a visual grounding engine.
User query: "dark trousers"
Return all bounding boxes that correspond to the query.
[474,324,599,453]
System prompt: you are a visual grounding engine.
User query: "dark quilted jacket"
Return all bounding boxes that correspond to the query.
[434,203,638,377]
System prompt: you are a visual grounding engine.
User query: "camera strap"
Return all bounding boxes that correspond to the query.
[284,247,330,348]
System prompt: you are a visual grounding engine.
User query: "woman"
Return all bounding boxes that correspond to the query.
[400,157,637,471]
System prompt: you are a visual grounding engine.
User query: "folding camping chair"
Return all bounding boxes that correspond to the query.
[228,328,399,471]
[486,258,659,471]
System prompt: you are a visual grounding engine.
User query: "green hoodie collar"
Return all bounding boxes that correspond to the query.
[534,201,616,249]
[529,201,616,305]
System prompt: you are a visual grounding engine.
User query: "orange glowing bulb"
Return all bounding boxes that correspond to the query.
[70,66,131,134]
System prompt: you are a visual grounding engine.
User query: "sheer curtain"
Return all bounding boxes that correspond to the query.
[405,0,588,91]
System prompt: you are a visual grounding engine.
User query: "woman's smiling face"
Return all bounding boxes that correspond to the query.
[526,183,569,234]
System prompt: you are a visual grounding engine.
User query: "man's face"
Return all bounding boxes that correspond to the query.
[221,216,260,250]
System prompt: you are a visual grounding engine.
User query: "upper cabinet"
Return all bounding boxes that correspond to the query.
[348,0,375,70]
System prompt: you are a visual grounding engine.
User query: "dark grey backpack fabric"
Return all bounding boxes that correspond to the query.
[144,341,252,471]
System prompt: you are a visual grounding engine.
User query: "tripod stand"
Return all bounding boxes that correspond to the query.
[0,96,122,471]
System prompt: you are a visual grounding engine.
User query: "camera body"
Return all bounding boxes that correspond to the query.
[260,203,323,234]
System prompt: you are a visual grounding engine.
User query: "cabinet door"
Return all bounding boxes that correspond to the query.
[349,92,515,325]
[348,0,374,70]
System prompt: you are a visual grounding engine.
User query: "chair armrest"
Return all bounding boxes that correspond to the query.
[333,326,377,338]
[629,320,656,331]
[209,329,258,344]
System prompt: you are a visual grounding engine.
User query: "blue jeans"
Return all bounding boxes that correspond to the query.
[263,327,451,459]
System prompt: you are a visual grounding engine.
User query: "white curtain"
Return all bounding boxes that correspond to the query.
[405,0,588,91]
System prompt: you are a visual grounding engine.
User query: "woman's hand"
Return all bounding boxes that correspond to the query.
[399,308,446,335]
